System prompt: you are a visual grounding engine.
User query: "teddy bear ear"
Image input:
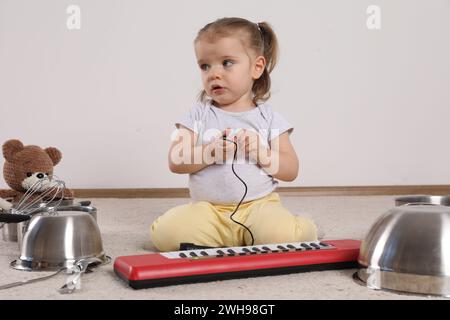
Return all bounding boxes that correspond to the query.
[45,147,62,165]
[2,139,24,161]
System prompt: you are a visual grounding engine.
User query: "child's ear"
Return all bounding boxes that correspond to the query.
[252,56,266,80]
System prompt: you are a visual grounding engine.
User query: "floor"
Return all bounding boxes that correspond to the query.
[0,195,446,300]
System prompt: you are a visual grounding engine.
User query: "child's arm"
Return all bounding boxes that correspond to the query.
[168,126,213,174]
[168,125,234,174]
[260,132,299,181]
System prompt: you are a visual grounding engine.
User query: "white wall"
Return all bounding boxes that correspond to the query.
[1,0,449,189]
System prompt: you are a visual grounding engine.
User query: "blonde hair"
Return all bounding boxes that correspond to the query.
[195,17,279,105]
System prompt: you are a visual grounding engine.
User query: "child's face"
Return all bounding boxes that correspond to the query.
[195,36,265,109]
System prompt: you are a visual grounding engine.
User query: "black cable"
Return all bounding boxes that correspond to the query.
[223,137,255,246]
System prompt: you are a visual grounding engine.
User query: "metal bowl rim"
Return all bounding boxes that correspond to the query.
[10,254,111,272]
[355,267,450,298]
[395,195,450,206]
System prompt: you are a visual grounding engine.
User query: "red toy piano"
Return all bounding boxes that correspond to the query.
[114,239,361,289]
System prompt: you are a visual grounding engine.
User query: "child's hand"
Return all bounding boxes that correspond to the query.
[235,129,269,164]
[210,128,237,164]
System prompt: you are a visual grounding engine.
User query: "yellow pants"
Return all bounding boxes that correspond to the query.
[150,192,317,251]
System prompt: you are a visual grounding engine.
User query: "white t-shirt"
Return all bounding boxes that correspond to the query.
[175,100,293,204]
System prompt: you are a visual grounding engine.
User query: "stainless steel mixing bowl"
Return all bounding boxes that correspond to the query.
[355,203,450,297]
[1,198,75,243]
[11,205,109,271]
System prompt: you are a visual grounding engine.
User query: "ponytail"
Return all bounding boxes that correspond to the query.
[252,21,279,104]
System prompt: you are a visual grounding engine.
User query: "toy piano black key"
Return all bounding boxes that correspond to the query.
[277,245,289,252]
[216,250,225,257]
[286,244,301,251]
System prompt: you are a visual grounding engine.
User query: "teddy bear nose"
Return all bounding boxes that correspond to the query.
[37,173,44,179]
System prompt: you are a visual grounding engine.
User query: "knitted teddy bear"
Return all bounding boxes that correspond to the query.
[0,139,74,210]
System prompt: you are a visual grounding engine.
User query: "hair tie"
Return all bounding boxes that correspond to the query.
[256,22,264,53]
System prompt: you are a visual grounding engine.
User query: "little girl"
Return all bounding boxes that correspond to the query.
[150,17,318,251]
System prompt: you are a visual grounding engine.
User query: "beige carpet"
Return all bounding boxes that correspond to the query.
[0,195,445,300]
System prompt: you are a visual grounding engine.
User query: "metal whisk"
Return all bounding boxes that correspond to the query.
[11,176,66,216]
